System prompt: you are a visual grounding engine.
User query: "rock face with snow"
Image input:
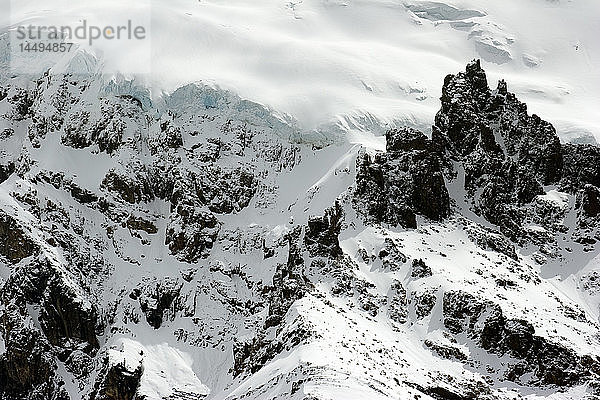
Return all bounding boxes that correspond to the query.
[354,127,450,228]
[1,59,600,400]
[433,60,564,237]
[562,143,600,190]
[443,290,593,387]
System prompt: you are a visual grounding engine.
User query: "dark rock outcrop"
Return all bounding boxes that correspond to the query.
[575,184,600,243]
[443,290,598,386]
[579,184,600,218]
[237,222,322,379]
[196,166,256,214]
[133,278,183,329]
[413,290,437,320]
[0,322,67,400]
[432,60,564,237]
[434,60,563,186]
[61,97,141,154]
[353,60,598,246]
[0,260,71,400]
[378,238,407,271]
[0,258,99,399]
[466,226,518,260]
[268,202,347,328]
[424,339,467,362]
[0,162,14,184]
[7,88,34,121]
[304,201,344,258]
[101,168,154,205]
[0,212,38,263]
[233,316,312,378]
[354,127,450,228]
[410,258,432,279]
[387,280,408,324]
[126,215,158,234]
[561,143,600,191]
[266,227,311,328]
[39,277,100,354]
[36,170,99,205]
[158,119,184,149]
[165,206,220,263]
[429,59,600,246]
[91,358,142,400]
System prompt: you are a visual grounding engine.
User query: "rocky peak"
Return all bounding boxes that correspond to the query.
[434,59,492,156]
[465,59,489,92]
[435,59,563,185]
[354,59,599,248]
[430,60,572,237]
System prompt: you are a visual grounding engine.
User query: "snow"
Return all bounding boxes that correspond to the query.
[2,0,599,140]
[108,338,211,399]
[537,189,570,208]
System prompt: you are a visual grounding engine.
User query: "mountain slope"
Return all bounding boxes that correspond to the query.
[1,53,600,400]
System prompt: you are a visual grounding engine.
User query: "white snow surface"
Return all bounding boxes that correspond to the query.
[2,0,600,140]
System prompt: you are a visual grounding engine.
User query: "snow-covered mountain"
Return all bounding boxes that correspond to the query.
[1,1,600,400]
[3,0,600,140]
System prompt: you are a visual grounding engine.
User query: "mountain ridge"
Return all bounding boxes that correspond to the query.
[0,59,599,400]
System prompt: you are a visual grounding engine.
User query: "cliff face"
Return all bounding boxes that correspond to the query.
[1,60,599,400]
